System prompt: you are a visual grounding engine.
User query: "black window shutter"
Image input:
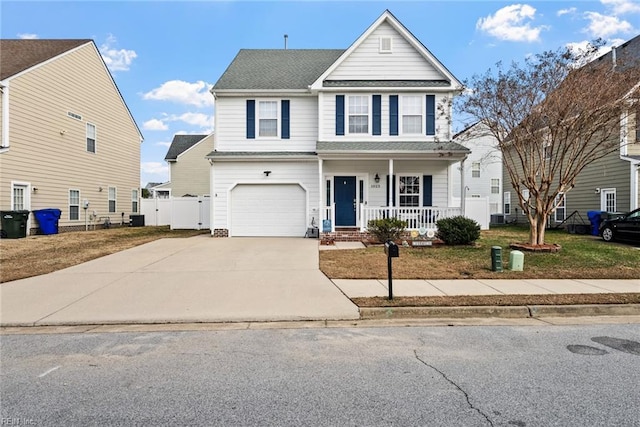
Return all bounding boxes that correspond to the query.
[389,95,398,136]
[372,95,381,135]
[386,175,396,207]
[246,100,255,139]
[281,100,290,139]
[426,95,435,136]
[422,175,433,206]
[336,95,345,136]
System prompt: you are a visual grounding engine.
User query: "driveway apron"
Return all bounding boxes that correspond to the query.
[0,236,359,326]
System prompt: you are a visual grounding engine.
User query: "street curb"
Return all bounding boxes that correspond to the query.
[359,304,640,319]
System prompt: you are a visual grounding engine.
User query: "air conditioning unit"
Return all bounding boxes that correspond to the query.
[491,214,505,225]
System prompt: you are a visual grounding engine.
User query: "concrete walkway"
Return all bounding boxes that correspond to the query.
[0,236,360,327]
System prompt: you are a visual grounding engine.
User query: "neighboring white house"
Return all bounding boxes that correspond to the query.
[208,10,471,239]
[452,121,503,216]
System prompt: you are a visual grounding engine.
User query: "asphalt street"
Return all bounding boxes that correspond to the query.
[1,323,639,426]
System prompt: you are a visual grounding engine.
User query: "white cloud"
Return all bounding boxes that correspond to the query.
[557,7,577,16]
[583,12,634,37]
[142,80,214,108]
[99,34,137,72]
[142,119,169,131]
[476,4,548,42]
[17,33,38,39]
[168,112,213,128]
[601,0,640,15]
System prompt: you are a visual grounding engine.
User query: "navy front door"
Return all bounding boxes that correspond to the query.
[334,176,356,226]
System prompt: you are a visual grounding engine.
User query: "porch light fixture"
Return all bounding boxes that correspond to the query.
[374,173,380,183]
[264,171,272,177]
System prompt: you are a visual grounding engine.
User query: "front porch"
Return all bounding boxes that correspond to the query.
[321,204,463,241]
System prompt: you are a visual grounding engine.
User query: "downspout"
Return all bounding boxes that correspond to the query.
[318,158,323,231]
[388,158,394,214]
[460,156,468,216]
[0,80,9,152]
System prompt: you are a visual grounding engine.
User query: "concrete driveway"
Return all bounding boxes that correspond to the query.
[0,236,359,326]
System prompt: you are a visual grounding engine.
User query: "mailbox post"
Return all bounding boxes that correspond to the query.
[384,240,399,300]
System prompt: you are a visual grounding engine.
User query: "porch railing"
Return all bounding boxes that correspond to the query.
[359,206,462,231]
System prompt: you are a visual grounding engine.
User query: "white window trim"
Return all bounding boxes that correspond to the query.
[397,174,421,207]
[490,178,500,194]
[256,100,279,139]
[86,122,97,153]
[11,181,31,211]
[504,191,511,215]
[69,189,80,221]
[379,36,392,53]
[554,192,566,223]
[108,186,117,213]
[600,188,616,212]
[132,189,139,213]
[346,95,371,136]
[471,162,481,178]
[399,95,424,136]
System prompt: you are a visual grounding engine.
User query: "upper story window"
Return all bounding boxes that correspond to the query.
[348,95,369,134]
[246,100,289,139]
[635,107,639,142]
[86,123,96,153]
[132,189,138,213]
[258,101,278,137]
[491,179,500,194]
[401,95,423,134]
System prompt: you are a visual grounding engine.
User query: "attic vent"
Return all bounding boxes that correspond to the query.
[379,36,392,53]
[67,111,82,121]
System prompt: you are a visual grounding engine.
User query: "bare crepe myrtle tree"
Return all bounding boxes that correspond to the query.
[457,41,640,246]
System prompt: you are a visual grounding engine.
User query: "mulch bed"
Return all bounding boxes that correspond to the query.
[352,293,640,307]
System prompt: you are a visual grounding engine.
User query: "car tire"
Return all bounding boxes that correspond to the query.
[601,226,614,242]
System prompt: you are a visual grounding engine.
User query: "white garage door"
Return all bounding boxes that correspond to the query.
[231,184,306,237]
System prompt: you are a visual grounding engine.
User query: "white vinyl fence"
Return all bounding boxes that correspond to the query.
[141,196,210,230]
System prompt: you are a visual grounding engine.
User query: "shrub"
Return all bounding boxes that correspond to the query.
[367,217,407,243]
[436,216,481,245]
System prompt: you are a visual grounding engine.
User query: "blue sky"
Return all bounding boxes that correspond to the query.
[2,1,639,186]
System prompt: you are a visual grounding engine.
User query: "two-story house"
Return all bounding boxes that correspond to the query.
[208,10,470,239]
[0,39,143,234]
[502,35,640,226]
[164,133,214,197]
[452,121,503,217]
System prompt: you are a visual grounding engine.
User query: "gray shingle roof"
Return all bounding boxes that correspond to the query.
[213,49,345,90]
[0,39,91,80]
[316,141,470,153]
[164,134,208,161]
[323,80,451,88]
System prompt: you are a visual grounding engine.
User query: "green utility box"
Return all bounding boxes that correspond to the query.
[0,210,30,239]
[491,246,503,272]
[509,250,524,271]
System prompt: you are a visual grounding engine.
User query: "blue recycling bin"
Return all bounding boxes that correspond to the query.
[587,210,604,236]
[33,208,62,235]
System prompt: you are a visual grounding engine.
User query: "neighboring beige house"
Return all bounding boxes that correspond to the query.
[0,39,143,234]
[164,133,213,197]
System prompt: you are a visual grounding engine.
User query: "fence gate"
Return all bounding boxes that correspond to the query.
[170,197,210,230]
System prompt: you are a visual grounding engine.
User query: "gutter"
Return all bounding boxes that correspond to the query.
[0,80,8,151]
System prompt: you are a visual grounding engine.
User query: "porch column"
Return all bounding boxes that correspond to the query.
[318,158,323,228]
[388,158,394,208]
[460,157,466,216]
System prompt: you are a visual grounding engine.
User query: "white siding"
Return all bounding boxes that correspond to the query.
[211,161,319,232]
[327,22,444,81]
[215,96,317,152]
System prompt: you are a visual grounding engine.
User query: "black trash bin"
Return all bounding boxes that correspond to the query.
[32,208,62,235]
[0,210,30,239]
